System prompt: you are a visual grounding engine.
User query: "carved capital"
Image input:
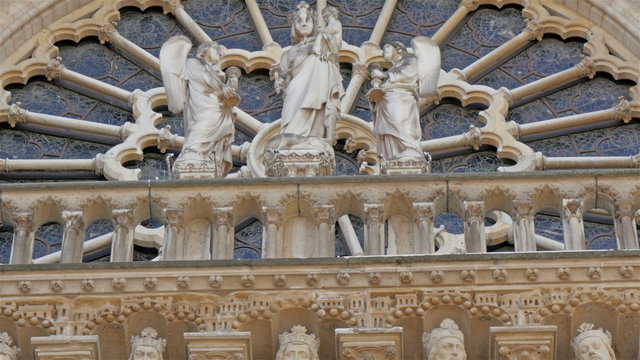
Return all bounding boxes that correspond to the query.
[162,208,183,230]
[524,19,544,41]
[112,208,134,229]
[316,204,335,224]
[352,62,369,78]
[615,201,634,220]
[8,102,25,127]
[212,206,233,227]
[162,0,183,14]
[97,21,117,44]
[576,55,595,79]
[613,96,632,123]
[413,202,434,221]
[513,201,534,221]
[464,201,484,223]
[62,210,84,232]
[562,199,583,219]
[263,206,282,226]
[463,125,482,150]
[364,203,384,223]
[45,57,65,81]
[12,211,34,232]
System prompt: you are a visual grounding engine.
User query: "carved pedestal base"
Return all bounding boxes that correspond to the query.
[173,159,219,179]
[336,327,403,360]
[264,134,335,177]
[491,325,557,360]
[184,332,252,360]
[32,335,100,360]
[381,157,430,175]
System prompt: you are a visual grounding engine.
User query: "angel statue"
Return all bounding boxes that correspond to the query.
[270,2,344,142]
[367,37,440,174]
[160,36,241,178]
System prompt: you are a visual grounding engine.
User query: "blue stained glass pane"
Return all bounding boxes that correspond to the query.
[421,103,483,140]
[435,212,464,234]
[335,214,364,256]
[238,71,283,123]
[432,151,509,173]
[117,7,191,57]
[0,129,42,159]
[0,231,13,264]
[33,223,63,259]
[335,150,359,176]
[383,0,459,44]
[85,219,114,240]
[584,220,616,250]
[183,0,262,51]
[64,140,111,159]
[234,218,262,259]
[124,152,170,180]
[534,213,564,243]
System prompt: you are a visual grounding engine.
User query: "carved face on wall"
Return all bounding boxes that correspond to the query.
[574,336,614,360]
[282,343,312,360]
[131,344,162,360]
[428,337,466,360]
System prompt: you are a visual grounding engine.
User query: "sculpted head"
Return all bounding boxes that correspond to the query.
[275,325,319,360]
[290,1,316,43]
[572,323,616,360]
[196,41,226,65]
[321,6,339,23]
[422,319,466,360]
[129,327,166,360]
[0,333,19,360]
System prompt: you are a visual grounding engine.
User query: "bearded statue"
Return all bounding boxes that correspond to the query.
[275,325,319,360]
[422,318,466,360]
[571,323,616,360]
[130,327,167,360]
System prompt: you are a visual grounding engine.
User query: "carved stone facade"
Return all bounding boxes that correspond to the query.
[0,0,639,359]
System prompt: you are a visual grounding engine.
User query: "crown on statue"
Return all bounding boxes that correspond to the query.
[131,327,167,353]
[278,325,319,350]
[423,318,464,353]
[0,333,20,360]
[572,323,612,347]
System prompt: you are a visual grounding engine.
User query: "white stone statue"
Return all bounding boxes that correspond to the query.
[271,2,344,142]
[160,36,240,178]
[368,37,440,172]
[571,323,616,360]
[275,325,319,360]
[422,318,467,360]
[0,333,19,360]
[130,327,166,360]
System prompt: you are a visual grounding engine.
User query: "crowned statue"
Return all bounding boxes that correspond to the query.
[368,36,440,174]
[275,325,319,360]
[0,333,19,360]
[422,318,467,360]
[264,2,344,177]
[571,323,616,360]
[130,327,167,360]
[160,36,241,179]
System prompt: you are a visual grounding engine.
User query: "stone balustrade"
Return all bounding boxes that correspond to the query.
[1,170,638,264]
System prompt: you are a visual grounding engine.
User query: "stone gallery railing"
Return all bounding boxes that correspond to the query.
[1,170,639,264]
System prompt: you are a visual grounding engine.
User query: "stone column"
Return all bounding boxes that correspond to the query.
[615,202,639,249]
[336,327,403,360]
[162,0,211,44]
[316,204,336,257]
[60,210,84,263]
[364,204,385,255]
[341,62,368,113]
[464,201,486,253]
[97,21,160,71]
[212,207,234,260]
[184,331,252,360]
[110,209,135,262]
[490,325,557,360]
[9,211,35,264]
[413,202,435,254]
[561,199,585,250]
[262,206,281,259]
[162,208,184,260]
[31,335,100,360]
[513,201,536,252]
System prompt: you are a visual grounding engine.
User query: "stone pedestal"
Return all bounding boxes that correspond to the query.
[336,327,402,360]
[491,325,557,360]
[264,134,335,177]
[31,335,100,360]
[173,159,219,179]
[184,331,252,360]
[381,157,430,175]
